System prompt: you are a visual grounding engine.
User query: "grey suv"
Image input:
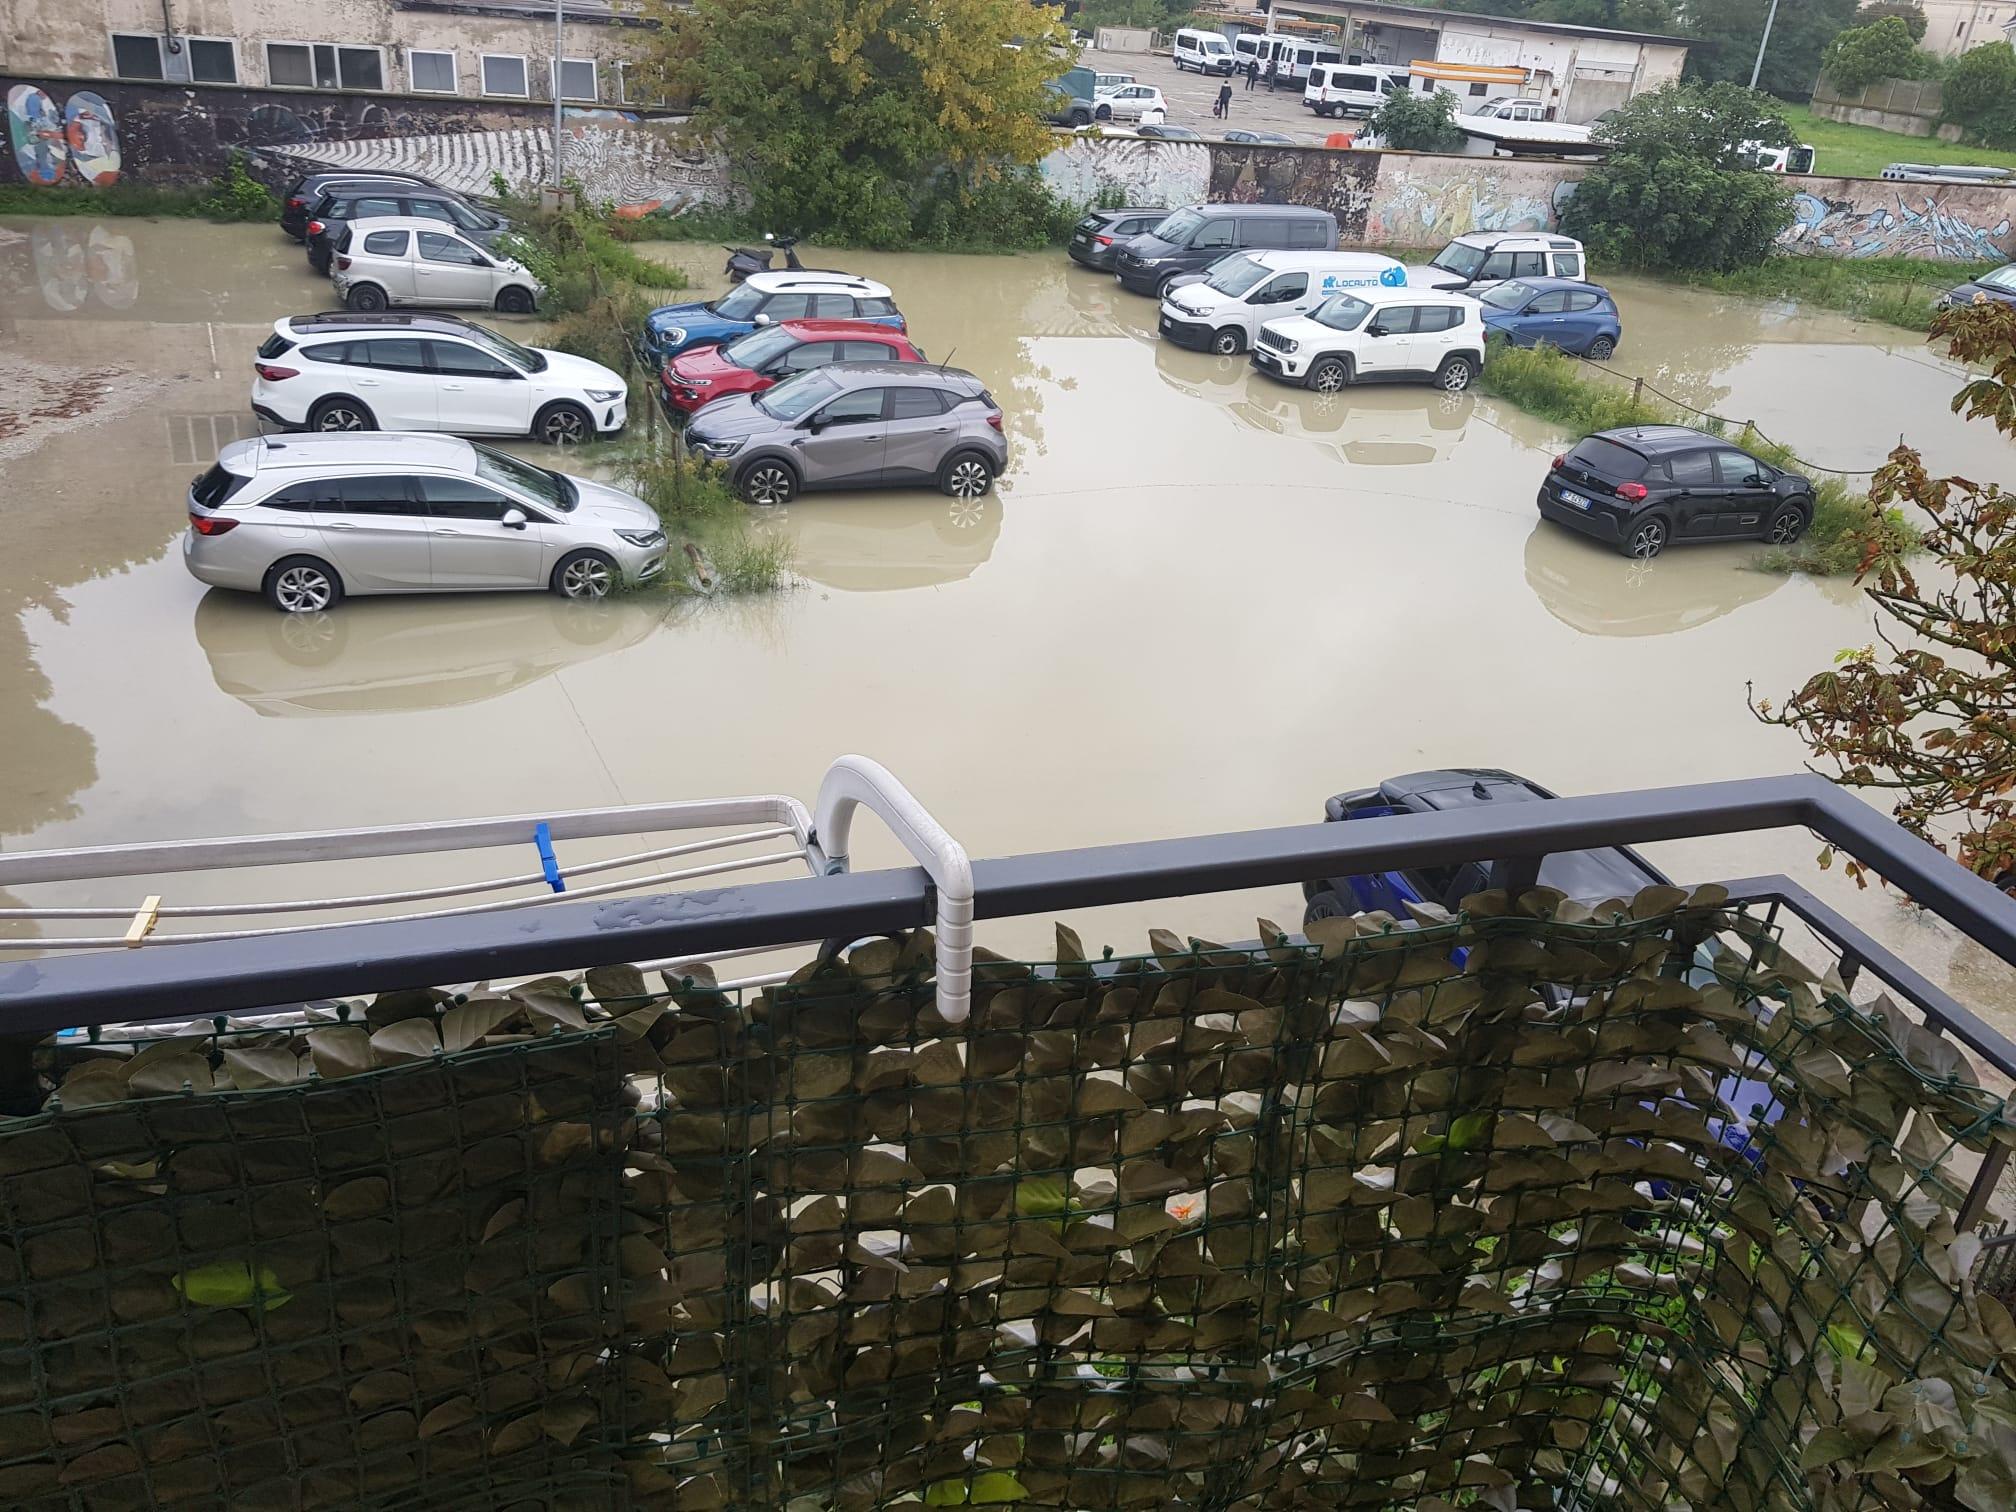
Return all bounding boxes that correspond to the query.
[683,362,1006,506]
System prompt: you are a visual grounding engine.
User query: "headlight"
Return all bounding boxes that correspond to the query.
[658,327,687,347]
[1276,337,1298,354]
[586,388,623,402]
[688,435,742,458]
[615,529,665,547]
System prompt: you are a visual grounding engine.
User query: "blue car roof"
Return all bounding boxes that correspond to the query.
[1495,276,1612,296]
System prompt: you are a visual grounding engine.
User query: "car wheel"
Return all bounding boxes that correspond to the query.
[1304,889,1352,925]
[1587,334,1617,361]
[263,556,344,614]
[551,548,618,600]
[1437,355,1476,392]
[309,397,376,432]
[1069,108,1091,127]
[737,459,798,507]
[345,283,388,313]
[1625,516,1669,559]
[534,402,592,446]
[939,451,995,500]
[495,285,537,314]
[1308,356,1350,393]
[1210,326,1243,356]
[1765,501,1810,545]
[1095,104,1112,121]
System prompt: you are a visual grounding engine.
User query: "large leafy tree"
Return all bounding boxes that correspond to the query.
[1942,43,2016,148]
[1684,0,1862,102]
[1822,16,1934,91]
[1755,302,2016,890]
[646,0,1070,245]
[1855,0,1928,41]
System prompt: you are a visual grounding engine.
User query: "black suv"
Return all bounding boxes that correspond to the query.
[1066,207,1168,272]
[305,187,508,273]
[1537,425,1814,559]
[280,171,434,240]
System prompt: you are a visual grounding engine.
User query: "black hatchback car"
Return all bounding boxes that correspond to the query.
[1537,425,1815,559]
[280,171,434,241]
[305,187,508,273]
[1067,207,1169,271]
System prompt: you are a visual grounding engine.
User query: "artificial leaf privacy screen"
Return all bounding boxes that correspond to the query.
[3,885,2015,1510]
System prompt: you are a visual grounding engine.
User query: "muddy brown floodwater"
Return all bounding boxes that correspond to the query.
[3,217,2014,1038]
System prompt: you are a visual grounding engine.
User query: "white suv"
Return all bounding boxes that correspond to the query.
[183,433,667,611]
[252,313,628,445]
[1408,231,1587,291]
[1250,285,1486,393]
[332,215,543,314]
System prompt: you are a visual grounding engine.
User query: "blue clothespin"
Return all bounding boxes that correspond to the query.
[534,822,565,893]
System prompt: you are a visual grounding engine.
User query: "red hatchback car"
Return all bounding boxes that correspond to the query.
[659,319,926,416]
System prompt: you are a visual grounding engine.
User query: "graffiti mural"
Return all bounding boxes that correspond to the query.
[1783,189,2014,262]
[1365,162,1582,244]
[1040,136,1209,213]
[8,85,120,187]
[1208,146,1382,240]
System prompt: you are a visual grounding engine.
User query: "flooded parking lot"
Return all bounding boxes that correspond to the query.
[4,216,2014,1027]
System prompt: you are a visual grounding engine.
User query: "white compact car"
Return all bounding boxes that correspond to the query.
[1096,84,1167,122]
[183,433,667,611]
[1407,231,1587,290]
[1250,285,1486,393]
[331,215,544,314]
[1158,250,1408,356]
[252,312,627,445]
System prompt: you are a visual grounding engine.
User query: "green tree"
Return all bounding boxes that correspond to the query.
[1559,81,1795,271]
[1367,89,1466,152]
[647,0,1072,246]
[1755,301,2016,890]
[1941,42,2016,148]
[1684,0,1862,102]
[1854,0,1928,41]
[1822,17,1933,91]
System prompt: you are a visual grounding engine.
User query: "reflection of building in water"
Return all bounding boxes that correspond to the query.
[193,590,667,716]
[783,495,1003,593]
[1521,522,1788,638]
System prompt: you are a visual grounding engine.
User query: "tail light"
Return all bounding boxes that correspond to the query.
[1094,233,1114,246]
[287,196,306,209]
[986,411,1004,432]
[188,512,238,536]
[307,220,324,236]
[1617,481,1649,502]
[335,255,352,271]
[255,363,298,381]
[1551,454,1565,470]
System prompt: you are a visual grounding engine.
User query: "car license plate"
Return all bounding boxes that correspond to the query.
[1254,349,1278,368]
[1558,488,1591,511]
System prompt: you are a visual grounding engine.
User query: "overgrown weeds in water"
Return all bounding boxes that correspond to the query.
[1677,254,1985,335]
[616,446,741,530]
[1480,340,1917,576]
[496,203,687,316]
[710,526,796,594]
[0,156,275,221]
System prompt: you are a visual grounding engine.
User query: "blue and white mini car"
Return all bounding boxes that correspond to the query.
[642,271,904,362]
[1472,276,1623,359]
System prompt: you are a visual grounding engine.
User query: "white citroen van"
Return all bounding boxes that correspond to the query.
[1173,28,1235,75]
[1304,62,1406,118]
[1157,249,1408,355]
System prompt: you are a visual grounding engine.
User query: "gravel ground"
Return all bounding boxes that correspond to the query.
[1084,44,1363,146]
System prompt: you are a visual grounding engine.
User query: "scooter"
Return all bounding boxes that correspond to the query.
[723,233,803,282]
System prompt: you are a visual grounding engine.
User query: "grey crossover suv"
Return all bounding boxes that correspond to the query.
[682,362,1006,506]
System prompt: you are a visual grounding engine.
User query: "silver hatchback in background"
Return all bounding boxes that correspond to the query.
[183,434,666,611]
[683,361,1007,506]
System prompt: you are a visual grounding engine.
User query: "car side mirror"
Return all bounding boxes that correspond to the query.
[802,415,826,433]
[1367,323,1389,337]
[501,508,528,529]
[753,314,774,327]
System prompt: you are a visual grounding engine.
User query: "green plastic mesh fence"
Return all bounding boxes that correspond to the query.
[6,885,2016,1510]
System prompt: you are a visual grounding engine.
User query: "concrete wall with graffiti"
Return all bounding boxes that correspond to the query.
[4,76,733,215]
[1040,135,2016,261]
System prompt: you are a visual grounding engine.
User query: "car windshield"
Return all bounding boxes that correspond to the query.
[1980,266,2016,292]
[1310,294,1372,332]
[1430,242,1487,278]
[1154,207,1206,244]
[709,284,765,320]
[1479,280,1540,311]
[464,324,545,373]
[758,369,841,420]
[474,443,575,511]
[721,325,801,370]
[1204,255,1271,297]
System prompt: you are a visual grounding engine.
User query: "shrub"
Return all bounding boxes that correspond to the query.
[1941,42,2016,148]
[1822,17,1936,93]
[616,447,741,531]
[194,155,278,221]
[1366,90,1465,153]
[1854,0,1928,41]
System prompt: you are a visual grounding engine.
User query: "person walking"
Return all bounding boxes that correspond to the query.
[1244,58,1259,91]
[1264,57,1278,92]
[1215,81,1233,120]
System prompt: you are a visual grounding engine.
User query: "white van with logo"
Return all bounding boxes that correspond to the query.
[1158,250,1407,355]
[1173,28,1235,75]
[1304,62,1405,118]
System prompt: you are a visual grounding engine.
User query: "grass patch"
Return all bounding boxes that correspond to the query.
[1479,339,1917,576]
[0,155,275,222]
[1778,101,2016,183]
[608,440,795,598]
[1677,252,1985,333]
[710,526,797,595]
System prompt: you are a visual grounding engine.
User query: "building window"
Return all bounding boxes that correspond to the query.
[408,49,458,94]
[482,54,530,97]
[616,62,657,106]
[1468,82,1488,97]
[267,42,385,91]
[554,58,598,102]
[111,33,165,80]
[188,38,239,84]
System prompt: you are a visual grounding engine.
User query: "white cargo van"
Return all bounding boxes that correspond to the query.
[1304,62,1405,118]
[1157,249,1407,355]
[1172,28,1235,75]
[1232,34,1344,86]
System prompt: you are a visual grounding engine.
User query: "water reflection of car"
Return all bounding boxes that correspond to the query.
[1523,523,1787,638]
[1228,385,1472,467]
[784,494,1003,592]
[193,588,664,716]
[1472,277,1621,359]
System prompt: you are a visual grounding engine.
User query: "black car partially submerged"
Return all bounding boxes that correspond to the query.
[279,171,435,241]
[1067,207,1170,272]
[1537,425,1815,559]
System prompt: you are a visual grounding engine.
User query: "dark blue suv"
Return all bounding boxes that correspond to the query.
[642,272,904,362]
